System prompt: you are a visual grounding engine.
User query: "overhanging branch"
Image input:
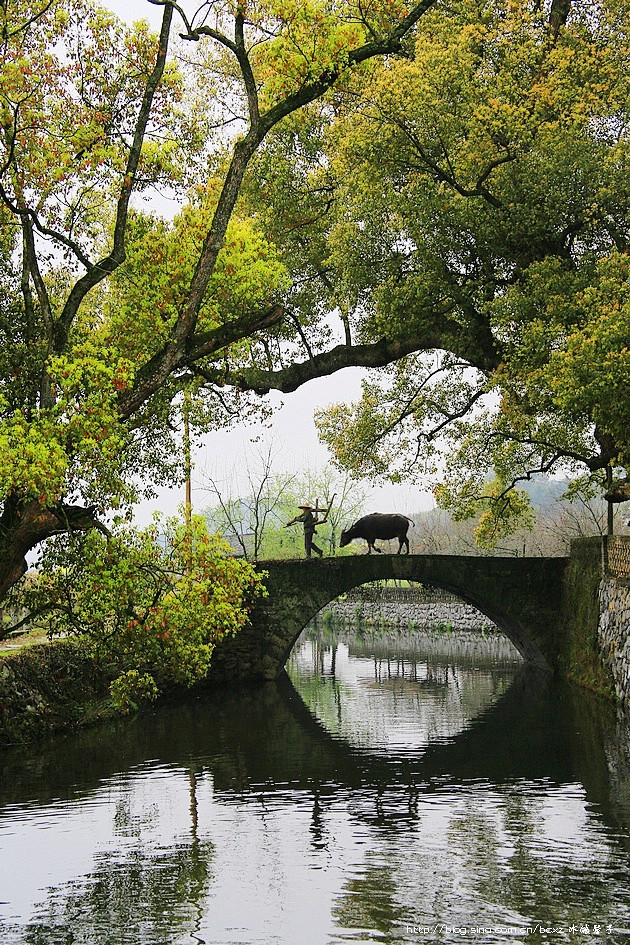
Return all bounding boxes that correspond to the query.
[188,334,447,395]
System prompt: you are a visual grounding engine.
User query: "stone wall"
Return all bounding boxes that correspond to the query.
[598,576,630,706]
[598,537,630,707]
[321,586,499,633]
[564,537,630,707]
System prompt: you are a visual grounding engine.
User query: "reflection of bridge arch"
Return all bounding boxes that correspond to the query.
[2,655,625,854]
[2,663,607,819]
[0,663,575,809]
[3,659,626,943]
[208,554,568,684]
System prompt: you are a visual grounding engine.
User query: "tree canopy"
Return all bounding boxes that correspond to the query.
[286,0,629,541]
[0,0,442,599]
[0,0,628,608]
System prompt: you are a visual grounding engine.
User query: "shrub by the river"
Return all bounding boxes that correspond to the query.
[109,670,159,713]
[0,638,114,746]
[9,515,267,713]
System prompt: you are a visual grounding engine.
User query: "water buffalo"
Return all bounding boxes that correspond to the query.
[339,513,413,554]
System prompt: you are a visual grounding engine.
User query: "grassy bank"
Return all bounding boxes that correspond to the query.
[0,639,117,749]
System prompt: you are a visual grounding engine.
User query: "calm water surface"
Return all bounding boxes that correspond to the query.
[1,631,630,945]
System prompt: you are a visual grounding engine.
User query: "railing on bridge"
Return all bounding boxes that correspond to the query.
[604,536,630,578]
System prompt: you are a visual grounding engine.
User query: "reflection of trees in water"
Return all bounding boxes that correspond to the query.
[306,623,522,668]
[17,770,212,945]
[289,638,516,754]
[1,639,629,945]
[332,861,400,940]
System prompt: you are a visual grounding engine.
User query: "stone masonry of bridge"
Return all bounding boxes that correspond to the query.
[207,553,569,684]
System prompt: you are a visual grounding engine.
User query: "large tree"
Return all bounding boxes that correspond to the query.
[2,0,627,613]
[0,0,442,601]
[222,0,629,543]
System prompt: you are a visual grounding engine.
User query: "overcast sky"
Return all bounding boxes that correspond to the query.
[101,0,433,523]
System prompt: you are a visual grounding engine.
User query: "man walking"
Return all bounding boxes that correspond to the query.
[285,496,335,558]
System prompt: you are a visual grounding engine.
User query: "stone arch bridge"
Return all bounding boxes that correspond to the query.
[207,553,570,684]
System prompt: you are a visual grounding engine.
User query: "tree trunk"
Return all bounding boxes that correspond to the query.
[0,497,100,604]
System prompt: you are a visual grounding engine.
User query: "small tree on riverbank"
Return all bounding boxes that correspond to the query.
[202,442,299,561]
[5,515,266,711]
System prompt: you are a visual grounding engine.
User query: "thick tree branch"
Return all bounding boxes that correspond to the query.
[188,303,287,360]
[604,480,630,504]
[188,333,461,395]
[0,498,110,601]
[235,13,260,128]
[549,0,572,41]
[117,303,286,418]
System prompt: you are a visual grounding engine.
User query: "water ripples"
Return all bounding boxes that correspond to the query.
[0,632,629,944]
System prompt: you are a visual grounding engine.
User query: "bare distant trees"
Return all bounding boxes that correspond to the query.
[201,444,367,560]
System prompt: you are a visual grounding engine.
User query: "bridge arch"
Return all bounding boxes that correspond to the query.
[207,554,569,685]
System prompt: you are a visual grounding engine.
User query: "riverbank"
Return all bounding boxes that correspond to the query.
[0,640,117,748]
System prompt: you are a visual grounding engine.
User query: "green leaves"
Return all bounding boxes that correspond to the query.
[547,253,630,464]
[104,204,289,363]
[0,1,198,235]
[0,340,136,509]
[304,0,630,541]
[13,514,267,711]
[250,0,365,104]
[434,476,535,550]
[0,409,68,505]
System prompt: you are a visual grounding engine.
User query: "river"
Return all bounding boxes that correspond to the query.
[0,629,629,945]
